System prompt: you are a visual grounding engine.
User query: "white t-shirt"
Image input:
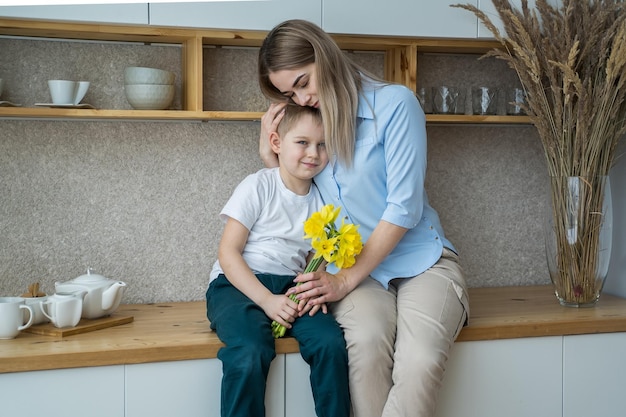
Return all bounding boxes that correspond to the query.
[209,168,324,283]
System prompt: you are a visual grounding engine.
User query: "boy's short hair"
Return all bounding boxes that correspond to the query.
[277,104,323,137]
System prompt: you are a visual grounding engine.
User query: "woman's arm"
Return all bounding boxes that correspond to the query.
[219,217,299,328]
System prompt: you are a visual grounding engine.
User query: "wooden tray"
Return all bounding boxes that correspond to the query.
[24,314,134,337]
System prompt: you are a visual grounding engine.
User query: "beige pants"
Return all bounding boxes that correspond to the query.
[330,249,468,417]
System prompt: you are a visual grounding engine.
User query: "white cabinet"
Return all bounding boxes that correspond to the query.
[148,1,322,31]
[285,353,316,417]
[3,333,626,417]
[435,337,563,417]
[125,356,285,417]
[0,4,149,25]
[0,365,125,417]
[563,333,626,417]
[477,0,562,38]
[323,0,478,38]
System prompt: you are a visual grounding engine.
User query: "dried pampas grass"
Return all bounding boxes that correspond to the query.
[453,0,626,305]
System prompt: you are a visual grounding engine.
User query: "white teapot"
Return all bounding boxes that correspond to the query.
[55,268,127,319]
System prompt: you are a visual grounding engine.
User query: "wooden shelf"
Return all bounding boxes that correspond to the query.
[426,114,531,124]
[0,106,265,121]
[0,106,531,124]
[0,17,519,124]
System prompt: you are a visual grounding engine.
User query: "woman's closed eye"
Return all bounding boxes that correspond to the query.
[282,81,309,99]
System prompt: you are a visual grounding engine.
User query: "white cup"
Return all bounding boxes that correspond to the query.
[0,297,34,339]
[47,80,90,105]
[40,294,83,328]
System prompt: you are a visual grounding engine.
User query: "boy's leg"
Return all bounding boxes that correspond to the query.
[206,275,277,417]
[291,308,351,417]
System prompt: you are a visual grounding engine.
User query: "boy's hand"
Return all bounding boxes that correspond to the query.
[261,293,299,329]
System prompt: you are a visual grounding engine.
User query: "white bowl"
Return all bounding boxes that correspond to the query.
[124,84,175,110]
[124,66,175,85]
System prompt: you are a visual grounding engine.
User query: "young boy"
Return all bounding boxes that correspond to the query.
[206,105,350,417]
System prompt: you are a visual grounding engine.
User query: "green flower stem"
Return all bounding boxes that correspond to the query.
[271,256,325,338]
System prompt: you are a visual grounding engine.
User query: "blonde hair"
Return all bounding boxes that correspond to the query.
[277,104,322,138]
[259,19,383,166]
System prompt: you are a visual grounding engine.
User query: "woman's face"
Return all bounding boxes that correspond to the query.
[269,63,319,109]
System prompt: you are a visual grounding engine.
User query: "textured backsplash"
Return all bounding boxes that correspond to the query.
[0,37,554,303]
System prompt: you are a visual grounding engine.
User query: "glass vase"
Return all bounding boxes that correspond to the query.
[544,176,613,307]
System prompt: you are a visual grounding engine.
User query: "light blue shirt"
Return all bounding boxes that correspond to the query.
[314,80,455,288]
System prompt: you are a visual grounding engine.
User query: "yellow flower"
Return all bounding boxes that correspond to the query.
[320,204,341,224]
[338,222,362,250]
[272,204,363,338]
[303,204,341,240]
[312,236,339,263]
[303,214,326,241]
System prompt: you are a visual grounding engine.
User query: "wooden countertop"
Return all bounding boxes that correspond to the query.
[2,285,626,374]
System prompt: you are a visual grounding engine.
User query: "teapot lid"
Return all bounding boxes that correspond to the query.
[74,267,109,282]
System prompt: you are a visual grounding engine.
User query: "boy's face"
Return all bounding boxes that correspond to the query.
[270,113,327,189]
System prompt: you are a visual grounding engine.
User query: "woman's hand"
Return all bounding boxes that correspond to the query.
[287,270,352,310]
[290,221,408,314]
[294,296,328,317]
[259,102,287,168]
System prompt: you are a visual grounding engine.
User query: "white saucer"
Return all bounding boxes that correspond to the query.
[0,100,22,107]
[35,103,95,109]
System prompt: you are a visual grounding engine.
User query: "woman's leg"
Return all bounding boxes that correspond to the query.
[382,249,468,417]
[330,277,397,417]
[291,307,351,417]
[206,275,283,417]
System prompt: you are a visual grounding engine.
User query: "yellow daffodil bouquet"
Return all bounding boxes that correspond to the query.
[271,204,363,338]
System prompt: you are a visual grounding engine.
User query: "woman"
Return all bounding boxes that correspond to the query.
[258,19,469,417]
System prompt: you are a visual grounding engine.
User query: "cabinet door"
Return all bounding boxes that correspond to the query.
[285,353,316,417]
[149,1,321,31]
[563,333,626,417]
[477,0,562,38]
[434,337,562,417]
[323,0,477,38]
[125,357,284,417]
[0,365,124,417]
[0,4,149,24]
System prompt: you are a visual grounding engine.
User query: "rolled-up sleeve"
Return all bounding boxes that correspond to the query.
[380,86,427,229]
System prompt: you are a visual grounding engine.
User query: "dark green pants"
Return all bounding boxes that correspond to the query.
[206,274,351,417]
